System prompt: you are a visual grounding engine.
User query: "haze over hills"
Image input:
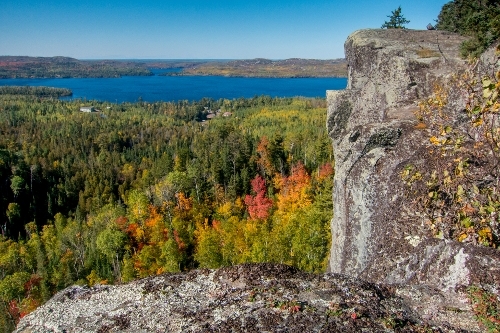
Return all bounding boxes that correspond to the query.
[0,56,348,79]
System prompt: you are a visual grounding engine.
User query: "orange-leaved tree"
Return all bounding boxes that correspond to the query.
[274,162,311,215]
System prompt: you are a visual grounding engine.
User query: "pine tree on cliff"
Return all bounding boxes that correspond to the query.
[381,6,410,29]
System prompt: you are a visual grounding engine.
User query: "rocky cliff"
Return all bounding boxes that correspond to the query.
[327,28,499,304]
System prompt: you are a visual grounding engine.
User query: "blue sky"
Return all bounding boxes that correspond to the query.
[1,0,449,59]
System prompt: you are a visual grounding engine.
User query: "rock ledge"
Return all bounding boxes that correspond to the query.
[15,263,481,332]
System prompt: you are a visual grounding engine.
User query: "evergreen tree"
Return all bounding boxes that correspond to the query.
[381,6,410,29]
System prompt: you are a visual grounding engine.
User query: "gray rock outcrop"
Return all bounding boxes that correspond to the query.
[327,29,500,290]
[14,264,482,332]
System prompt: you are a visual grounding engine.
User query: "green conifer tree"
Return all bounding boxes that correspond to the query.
[381,6,410,29]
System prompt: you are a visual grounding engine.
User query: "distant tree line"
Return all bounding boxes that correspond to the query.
[160,58,348,78]
[0,86,72,97]
[0,56,153,79]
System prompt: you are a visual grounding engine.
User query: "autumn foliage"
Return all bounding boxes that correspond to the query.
[0,95,333,331]
[403,51,500,248]
[244,175,273,220]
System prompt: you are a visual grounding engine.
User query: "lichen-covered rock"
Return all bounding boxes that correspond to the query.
[14,264,481,332]
[327,29,500,292]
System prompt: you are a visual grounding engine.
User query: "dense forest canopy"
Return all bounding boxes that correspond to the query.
[10,2,500,330]
[0,92,333,330]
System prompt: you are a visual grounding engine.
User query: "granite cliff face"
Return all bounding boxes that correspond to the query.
[327,29,500,289]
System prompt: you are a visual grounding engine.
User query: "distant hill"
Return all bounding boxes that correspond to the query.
[0,56,347,79]
[0,56,153,78]
[161,58,348,78]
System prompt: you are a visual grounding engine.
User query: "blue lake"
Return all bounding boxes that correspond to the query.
[0,71,347,103]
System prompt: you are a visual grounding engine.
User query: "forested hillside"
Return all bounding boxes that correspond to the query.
[0,56,153,78]
[0,57,348,79]
[0,93,333,330]
[162,58,348,78]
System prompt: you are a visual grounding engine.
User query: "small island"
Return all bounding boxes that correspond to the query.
[0,85,72,97]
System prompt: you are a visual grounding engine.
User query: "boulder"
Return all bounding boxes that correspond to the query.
[327,29,500,291]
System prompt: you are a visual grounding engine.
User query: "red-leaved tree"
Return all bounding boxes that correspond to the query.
[244,175,273,220]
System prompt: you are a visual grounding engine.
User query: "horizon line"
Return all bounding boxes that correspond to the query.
[0,55,346,61]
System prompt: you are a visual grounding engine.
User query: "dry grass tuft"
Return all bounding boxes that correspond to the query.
[416,48,440,58]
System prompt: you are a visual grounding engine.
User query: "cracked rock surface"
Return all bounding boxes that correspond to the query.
[15,264,481,332]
